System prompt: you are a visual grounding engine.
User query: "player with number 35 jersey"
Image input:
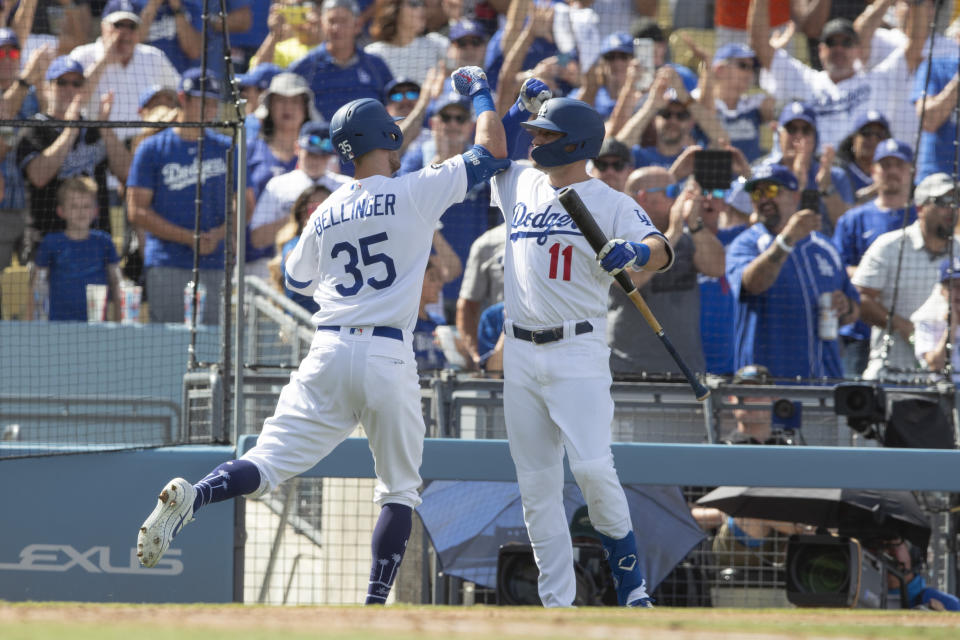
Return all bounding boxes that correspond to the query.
[136,94,509,606]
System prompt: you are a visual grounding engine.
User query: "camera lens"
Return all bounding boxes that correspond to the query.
[846,390,867,412]
[773,398,795,419]
[791,545,850,594]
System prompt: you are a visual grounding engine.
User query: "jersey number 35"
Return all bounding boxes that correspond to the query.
[332,232,397,296]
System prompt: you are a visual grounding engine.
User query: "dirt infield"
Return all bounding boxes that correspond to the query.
[2,603,960,640]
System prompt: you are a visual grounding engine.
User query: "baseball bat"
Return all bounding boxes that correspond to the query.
[557,186,710,402]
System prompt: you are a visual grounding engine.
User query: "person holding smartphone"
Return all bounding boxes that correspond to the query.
[726,163,859,380]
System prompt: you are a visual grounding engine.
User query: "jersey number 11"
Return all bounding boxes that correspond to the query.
[547,242,572,281]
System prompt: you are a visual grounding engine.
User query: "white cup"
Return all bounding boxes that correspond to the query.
[86,284,108,323]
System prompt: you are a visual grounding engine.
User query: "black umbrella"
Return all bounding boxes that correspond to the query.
[696,487,931,549]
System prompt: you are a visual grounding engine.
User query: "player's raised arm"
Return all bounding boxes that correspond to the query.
[451,66,507,159]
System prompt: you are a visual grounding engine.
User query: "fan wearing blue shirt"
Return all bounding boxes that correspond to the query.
[831,139,916,378]
[727,164,859,380]
[31,176,121,322]
[127,68,237,325]
[236,63,282,142]
[288,0,393,122]
[912,56,960,183]
[132,0,252,77]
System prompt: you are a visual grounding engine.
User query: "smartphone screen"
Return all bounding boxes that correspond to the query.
[693,150,733,191]
[280,6,307,25]
[633,38,654,91]
[800,189,820,211]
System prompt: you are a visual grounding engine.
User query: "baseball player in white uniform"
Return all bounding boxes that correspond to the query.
[136,93,508,605]
[453,68,674,608]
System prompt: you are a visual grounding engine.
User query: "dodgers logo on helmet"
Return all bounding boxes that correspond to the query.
[330,98,403,162]
[520,97,605,167]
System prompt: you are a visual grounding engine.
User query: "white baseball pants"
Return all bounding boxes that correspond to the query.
[502,322,633,607]
[242,326,425,508]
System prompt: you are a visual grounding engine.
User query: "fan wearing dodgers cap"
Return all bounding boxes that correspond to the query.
[288,0,394,122]
[755,101,854,233]
[126,68,239,325]
[852,172,960,381]
[69,0,180,142]
[16,55,132,257]
[247,120,350,280]
[706,42,774,163]
[831,138,915,378]
[726,163,859,379]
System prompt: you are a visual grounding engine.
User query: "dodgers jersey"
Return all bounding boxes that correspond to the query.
[285,156,468,330]
[491,163,670,327]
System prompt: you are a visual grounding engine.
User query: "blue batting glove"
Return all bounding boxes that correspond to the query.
[451,66,490,97]
[518,77,552,113]
[597,239,650,275]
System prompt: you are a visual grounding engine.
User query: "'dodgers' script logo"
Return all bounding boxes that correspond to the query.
[0,544,183,575]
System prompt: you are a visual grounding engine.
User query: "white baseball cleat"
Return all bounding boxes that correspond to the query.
[137,477,195,568]
[626,582,655,608]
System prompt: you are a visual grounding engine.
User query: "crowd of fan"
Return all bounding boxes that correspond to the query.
[3,0,960,384]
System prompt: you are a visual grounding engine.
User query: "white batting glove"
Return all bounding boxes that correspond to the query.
[518,77,552,113]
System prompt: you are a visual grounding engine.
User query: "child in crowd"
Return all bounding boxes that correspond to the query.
[27,176,121,321]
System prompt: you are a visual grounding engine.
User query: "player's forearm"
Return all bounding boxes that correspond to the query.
[639,235,671,272]
[474,110,507,159]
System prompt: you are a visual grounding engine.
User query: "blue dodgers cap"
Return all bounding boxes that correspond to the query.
[744,164,799,192]
[102,0,141,23]
[298,120,334,154]
[138,84,177,110]
[45,55,84,81]
[712,42,758,67]
[939,256,960,283]
[0,27,19,48]
[449,18,486,42]
[778,101,817,128]
[179,67,222,99]
[600,32,633,58]
[852,109,890,135]
[873,138,913,164]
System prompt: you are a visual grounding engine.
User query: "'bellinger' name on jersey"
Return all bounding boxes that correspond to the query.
[491,163,674,328]
[284,155,468,330]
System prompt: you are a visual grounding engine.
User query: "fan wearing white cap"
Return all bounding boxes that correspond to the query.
[853,172,960,381]
[69,0,180,142]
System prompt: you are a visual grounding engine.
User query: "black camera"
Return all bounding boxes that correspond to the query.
[771,398,802,432]
[833,382,886,439]
[496,542,616,606]
[786,535,900,608]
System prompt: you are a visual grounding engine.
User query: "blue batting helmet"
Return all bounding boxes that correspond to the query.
[330,98,403,163]
[520,98,605,167]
